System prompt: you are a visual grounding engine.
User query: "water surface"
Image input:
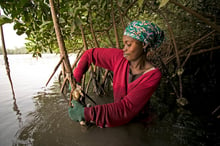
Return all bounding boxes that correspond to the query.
[0,54,214,146]
[0,54,72,145]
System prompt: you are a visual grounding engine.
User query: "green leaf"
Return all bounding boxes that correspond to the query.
[138,0,144,8]
[75,17,82,27]
[73,7,81,17]
[101,0,107,9]
[118,0,124,7]
[16,29,25,35]
[90,1,98,9]
[159,0,169,8]
[0,15,13,26]
[71,21,76,33]
[38,52,42,57]
[40,21,53,28]
[59,17,65,24]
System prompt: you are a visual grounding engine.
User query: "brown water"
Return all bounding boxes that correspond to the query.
[13,82,181,146]
[0,54,211,146]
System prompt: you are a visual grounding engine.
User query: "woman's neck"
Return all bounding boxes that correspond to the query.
[129,55,152,74]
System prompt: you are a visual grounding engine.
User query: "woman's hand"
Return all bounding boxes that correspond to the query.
[72,84,83,101]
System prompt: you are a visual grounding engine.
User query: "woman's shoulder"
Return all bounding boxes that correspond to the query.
[142,68,162,81]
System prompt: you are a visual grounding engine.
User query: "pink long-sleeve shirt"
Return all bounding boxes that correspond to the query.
[73,48,161,127]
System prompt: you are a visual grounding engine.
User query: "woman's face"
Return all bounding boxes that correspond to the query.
[122,35,144,61]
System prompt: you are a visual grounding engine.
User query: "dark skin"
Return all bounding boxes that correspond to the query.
[122,35,154,75]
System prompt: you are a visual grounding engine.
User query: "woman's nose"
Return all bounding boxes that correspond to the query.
[122,45,127,52]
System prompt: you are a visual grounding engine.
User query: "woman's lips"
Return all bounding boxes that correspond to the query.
[123,53,129,57]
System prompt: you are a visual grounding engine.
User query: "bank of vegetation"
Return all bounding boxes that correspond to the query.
[0,47,27,54]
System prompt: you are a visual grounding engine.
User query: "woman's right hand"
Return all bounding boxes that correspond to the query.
[72,84,83,101]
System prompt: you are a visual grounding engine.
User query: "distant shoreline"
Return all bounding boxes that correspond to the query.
[0,47,27,54]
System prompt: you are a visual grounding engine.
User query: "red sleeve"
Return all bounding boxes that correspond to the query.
[73,48,122,83]
[84,71,161,128]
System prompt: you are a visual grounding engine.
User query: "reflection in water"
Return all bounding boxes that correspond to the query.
[0,54,76,146]
[12,97,23,128]
[12,80,211,146]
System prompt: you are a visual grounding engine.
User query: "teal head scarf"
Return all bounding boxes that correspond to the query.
[124,20,164,49]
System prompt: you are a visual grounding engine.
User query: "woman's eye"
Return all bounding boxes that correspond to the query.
[127,44,131,47]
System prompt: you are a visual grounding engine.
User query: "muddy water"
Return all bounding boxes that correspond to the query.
[13,82,184,146]
[0,54,211,146]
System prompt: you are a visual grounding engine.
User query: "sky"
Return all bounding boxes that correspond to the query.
[0,23,27,49]
[0,8,27,50]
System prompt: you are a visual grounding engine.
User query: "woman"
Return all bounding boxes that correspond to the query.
[68,20,164,128]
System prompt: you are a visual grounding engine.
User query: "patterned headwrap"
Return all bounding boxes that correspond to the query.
[124,20,164,49]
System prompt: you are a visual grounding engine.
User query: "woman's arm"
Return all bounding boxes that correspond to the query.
[84,70,161,128]
[73,48,123,83]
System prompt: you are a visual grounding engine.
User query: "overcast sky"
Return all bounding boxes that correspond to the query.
[0,8,27,50]
[0,23,27,49]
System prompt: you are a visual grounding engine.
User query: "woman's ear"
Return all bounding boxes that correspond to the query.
[143,43,149,53]
[143,43,147,49]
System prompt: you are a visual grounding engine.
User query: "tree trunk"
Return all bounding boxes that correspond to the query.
[49,0,75,105]
[111,0,120,48]
[0,11,15,98]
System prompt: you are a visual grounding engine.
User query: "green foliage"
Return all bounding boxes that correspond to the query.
[0,15,12,25]
[158,0,169,8]
[138,0,144,8]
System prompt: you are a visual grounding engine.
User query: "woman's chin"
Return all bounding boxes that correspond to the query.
[123,54,129,60]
